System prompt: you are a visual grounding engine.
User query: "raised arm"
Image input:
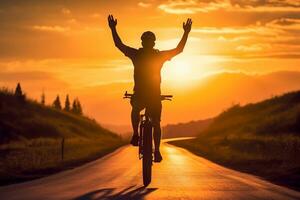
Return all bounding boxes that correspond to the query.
[108,15,137,58]
[160,18,192,60]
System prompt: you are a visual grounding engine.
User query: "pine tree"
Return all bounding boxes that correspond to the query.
[15,83,22,96]
[71,99,78,113]
[53,95,62,110]
[71,98,83,115]
[14,82,25,102]
[76,99,83,115]
[64,95,70,111]
[41,91,45,105]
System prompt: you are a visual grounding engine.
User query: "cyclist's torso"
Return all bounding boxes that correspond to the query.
[131,48,164,97]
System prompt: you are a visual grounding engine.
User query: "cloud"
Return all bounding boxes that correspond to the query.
[231,0,300,9]
[269,18,300,26]
[67,18,77,24]
[158,0,300,14]
[32,25,70,33]
[193,26,281,36]
[193,27,254,34]
[138,2,152,8]
[266,18,300,30]
[158,0,229,14]
[217,36,250,42]
[90,13,101,18]
[236,44,269,52]
[61,8,71,15]
[189,19,299,57]
[240,52,300,59]
[232,6,300,13]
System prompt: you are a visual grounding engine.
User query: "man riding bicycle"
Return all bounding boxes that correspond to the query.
[108,15,192,162]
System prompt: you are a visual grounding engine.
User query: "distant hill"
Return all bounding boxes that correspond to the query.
[162,118,213,138]
[102,123,132,138]
[170,90,300,190]
[0,88,124,185]
[102,118,214,139]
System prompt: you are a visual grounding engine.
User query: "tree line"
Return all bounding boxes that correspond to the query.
[15,83,83,115]
[52,94,82,115]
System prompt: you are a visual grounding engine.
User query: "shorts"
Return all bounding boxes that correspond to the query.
[130,93,162,122]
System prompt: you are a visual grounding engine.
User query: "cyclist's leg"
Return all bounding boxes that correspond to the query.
[149,99,162,162]
[153,118,163,162]
[153,119,161,151]
[131,107,140,136]
[130,95,144,145]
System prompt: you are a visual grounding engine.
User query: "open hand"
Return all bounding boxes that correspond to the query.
[108,14,117,29]
[183,18,192,33]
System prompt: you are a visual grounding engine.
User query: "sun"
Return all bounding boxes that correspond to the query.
[161,55,225,90]
[162,59,192,81]
[171,60,191,79]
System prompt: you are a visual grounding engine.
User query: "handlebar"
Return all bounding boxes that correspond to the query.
[123,91,173,101]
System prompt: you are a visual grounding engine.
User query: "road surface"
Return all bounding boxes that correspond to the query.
[0,138,300,200]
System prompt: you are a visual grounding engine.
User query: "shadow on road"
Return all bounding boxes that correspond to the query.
[73,185,157,200]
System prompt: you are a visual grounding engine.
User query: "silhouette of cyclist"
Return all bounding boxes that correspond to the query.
[108,15,192,162]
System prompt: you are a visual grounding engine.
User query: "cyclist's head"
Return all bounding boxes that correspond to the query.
[141,31,156,49]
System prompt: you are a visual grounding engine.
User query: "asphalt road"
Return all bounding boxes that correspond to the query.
[1,138,300,200]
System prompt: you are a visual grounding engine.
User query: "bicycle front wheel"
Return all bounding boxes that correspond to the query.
[142,120,152,186]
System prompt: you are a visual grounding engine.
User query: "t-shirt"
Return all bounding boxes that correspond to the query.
[123,47,174,96]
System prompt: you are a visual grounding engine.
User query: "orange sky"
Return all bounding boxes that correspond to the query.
[1,0,300,126]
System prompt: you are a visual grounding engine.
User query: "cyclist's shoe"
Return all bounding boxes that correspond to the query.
[154,151,163,162]
[130,134,139,146]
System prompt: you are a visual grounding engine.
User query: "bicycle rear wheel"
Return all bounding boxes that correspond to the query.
[142,120,152,186]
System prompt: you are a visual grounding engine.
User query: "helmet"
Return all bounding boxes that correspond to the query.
[141,31,156,42]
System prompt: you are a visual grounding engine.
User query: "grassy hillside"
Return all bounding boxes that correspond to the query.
[0,88,124,185]
[170,90,300,190]
[162,118,213,138]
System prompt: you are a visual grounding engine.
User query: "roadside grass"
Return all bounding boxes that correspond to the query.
[1,137,122,172]
[0,88,125,185]
[169,90,300,191]
[0,135,124,186]
[170,134,300,165]
[170,135,300,190]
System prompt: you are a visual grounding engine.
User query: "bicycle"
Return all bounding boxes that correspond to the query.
[123,91,173,186]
